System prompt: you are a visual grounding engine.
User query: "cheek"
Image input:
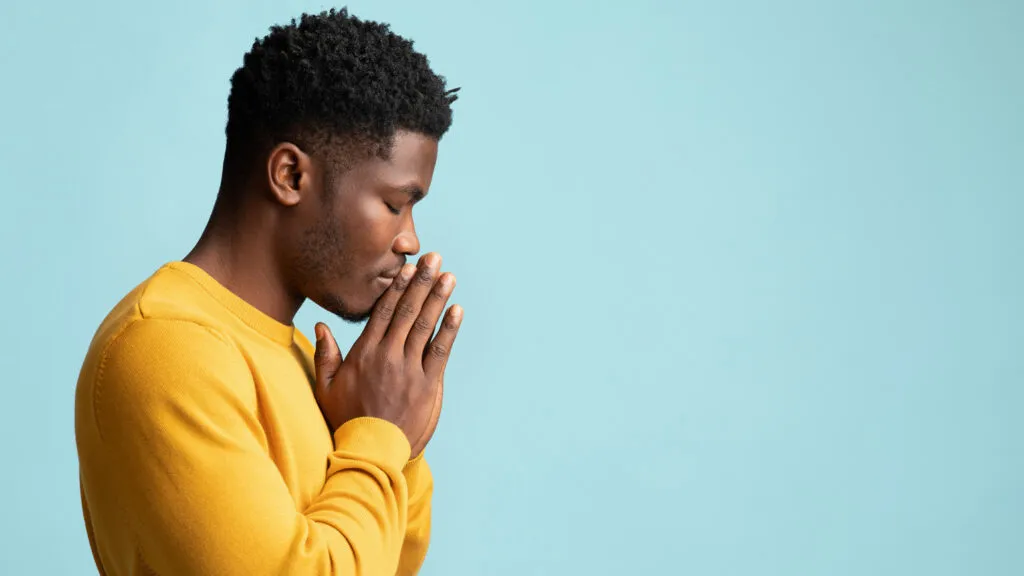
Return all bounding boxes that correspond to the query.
[349,201,399,254]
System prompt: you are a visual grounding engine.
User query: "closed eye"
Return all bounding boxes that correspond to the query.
[384,201,402,215]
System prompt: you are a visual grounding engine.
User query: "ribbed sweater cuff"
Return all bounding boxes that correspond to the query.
[332,417,412,470]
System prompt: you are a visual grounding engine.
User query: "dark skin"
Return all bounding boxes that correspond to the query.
[185,129,461,457]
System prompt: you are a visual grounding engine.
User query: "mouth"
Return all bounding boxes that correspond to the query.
[378,263,405,280]
[374,264,404,290]
[373,275,397,294]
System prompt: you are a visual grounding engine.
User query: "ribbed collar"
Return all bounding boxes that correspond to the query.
[166,261,296,347]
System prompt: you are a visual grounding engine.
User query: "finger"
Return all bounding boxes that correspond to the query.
[313,323,342,396]
[405,272,455,358]
[385,252,442,346]
[423,305,463,381]
[363,263,417,342]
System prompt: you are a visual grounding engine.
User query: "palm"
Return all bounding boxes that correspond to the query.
[411,368,445,457]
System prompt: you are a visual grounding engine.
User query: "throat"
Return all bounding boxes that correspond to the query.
[184,229,303,326]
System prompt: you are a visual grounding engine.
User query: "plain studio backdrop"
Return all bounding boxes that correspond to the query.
[0,0,1021,574]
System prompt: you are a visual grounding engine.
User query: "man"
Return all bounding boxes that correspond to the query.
[74,8,462,575]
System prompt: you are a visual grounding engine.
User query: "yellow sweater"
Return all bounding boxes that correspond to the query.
[75,261,432,575]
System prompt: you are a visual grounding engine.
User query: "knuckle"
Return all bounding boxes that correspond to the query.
[371,348,399,373]
[428,342,449,360]
[374,302,395,320]
[412,316,434,334]
[443,315,460,331]
[356,348,374,368]
[414,268,434,285]
[382,357,400,375]
[395,300,417,318]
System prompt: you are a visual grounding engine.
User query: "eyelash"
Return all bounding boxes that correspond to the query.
[385,202,402,215]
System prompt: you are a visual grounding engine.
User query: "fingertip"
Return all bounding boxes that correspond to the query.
[314,323,325,342]
[400,263,417,281]
[420,251,441,269]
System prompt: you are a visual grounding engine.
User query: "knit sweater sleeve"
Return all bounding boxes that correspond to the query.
[79,318,413,575]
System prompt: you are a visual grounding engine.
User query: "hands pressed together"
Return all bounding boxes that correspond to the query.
[313,252,462,457]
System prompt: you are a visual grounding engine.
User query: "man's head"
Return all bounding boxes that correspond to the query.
[219,8,457,322]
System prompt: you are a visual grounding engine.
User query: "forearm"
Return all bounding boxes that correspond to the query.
[397,453,434,575]
[90,418,414,576]
[293,419,416,575]
[79,318,419,575]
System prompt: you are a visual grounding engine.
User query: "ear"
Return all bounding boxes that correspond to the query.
[266,142,314,207]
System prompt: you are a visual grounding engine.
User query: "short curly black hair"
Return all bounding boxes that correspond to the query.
[224,7,458,170]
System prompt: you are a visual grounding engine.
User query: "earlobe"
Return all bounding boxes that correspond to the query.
[266,143,310,207]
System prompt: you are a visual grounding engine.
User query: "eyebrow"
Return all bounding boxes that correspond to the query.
[399,185,426,202]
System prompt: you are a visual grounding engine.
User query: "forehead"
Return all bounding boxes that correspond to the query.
[385,130,439,175]
[335,130,439,192]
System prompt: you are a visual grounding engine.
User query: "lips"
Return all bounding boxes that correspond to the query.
[379,264,405,279]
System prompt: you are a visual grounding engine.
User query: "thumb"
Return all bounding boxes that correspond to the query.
[313,322,342,395]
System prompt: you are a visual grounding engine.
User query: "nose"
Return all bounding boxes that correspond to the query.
[392,215,420,256]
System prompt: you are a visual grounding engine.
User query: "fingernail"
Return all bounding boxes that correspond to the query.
[451,305,463,320]
[424,253,440,269]
[401,264,416,279]
[315,324,324,342]
[441,273,455,288]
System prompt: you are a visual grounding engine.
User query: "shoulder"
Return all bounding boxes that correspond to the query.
[88,317,255,440]
[103,315,240,363]
[97,315,250,398]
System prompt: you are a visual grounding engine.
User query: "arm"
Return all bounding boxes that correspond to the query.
[79,318,411,575]
[295,330,434,575]
[397,454,434,575]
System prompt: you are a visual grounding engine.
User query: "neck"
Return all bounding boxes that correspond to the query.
[183,200,303,325]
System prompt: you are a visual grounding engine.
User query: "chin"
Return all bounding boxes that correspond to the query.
[335,308,373,323]
[316,293,373,324]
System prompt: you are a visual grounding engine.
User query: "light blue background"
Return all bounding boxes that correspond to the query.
[1,0,1021,574]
